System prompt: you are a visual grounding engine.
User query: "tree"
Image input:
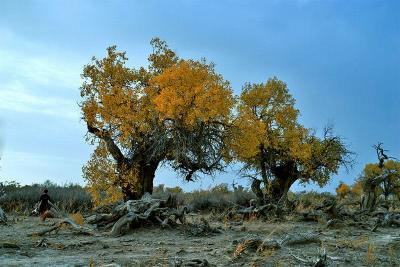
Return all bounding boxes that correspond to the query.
[230,78,353,205]
[336,182,350,199]
[81,38,234,202]
[359,148,400,211]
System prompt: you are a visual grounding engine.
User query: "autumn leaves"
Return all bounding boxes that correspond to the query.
[80,38,351,203]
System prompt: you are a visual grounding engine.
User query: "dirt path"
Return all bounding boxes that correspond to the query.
[1,215,399,266]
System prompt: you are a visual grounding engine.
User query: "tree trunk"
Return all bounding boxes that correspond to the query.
[120,161,159,201]
[268,161,298,204]
[268,175,297,204]
[361,187,377,211]
[251,179,264,204]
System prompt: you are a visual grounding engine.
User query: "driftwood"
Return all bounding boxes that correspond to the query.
[0,207,7,225]
[87,193,187,236]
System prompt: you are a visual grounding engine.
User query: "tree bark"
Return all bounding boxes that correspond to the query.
[119,160,159,201]
[268,161,298,204]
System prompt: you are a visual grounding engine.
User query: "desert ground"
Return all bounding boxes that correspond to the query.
[1,212,399,267]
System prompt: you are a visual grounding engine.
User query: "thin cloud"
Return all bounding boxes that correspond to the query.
[0,81,79,119]
[0,28,82,89]
[0,28,82,120]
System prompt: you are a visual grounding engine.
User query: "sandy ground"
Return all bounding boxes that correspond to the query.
[1,214,399,267]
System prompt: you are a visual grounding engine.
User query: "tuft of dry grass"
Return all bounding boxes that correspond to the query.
[388,245,399,266]
[69,212,84,225]
[336,235,369,250]
[233,239,255,259]
[365,242,376,264]
[0,181,92,214]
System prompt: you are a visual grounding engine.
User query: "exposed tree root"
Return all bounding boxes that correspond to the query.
[86,194,187,236]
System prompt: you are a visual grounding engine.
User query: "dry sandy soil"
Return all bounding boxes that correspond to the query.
[1,213,399,267]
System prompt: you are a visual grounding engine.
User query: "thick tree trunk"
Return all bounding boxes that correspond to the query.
[120,161,159,201]
[268,161,298,204]
[251,174,297,206]
[251,179,264,204]
[268,175,297,204]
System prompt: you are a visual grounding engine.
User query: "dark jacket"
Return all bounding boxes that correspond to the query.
[39,193,51,213]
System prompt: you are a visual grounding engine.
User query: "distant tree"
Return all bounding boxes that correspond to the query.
[81,38,234,202]
[165,186,183,194]
[230,78,353,205]
[211,183,230,194]
[351,181,363,197]
[359,144,400,211]
[336,182,350,199]
[153,184,165,193]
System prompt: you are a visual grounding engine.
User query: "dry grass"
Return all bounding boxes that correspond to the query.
[0,181,92,213]
[69,212,84,225]
[336,235,369,250]
[233,239,256,259]
[365,242,376,264]
[388,245,399,266]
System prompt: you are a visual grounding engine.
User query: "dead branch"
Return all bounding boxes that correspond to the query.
[232,231,321,260]
[28,217,94,237]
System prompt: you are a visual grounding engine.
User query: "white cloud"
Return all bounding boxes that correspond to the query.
[0,81,79,119]
[0,28,82,89]
[0,28,83,120]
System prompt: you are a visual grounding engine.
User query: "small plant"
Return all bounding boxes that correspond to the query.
[88,257,95,267]
[233,239,254,259]
[388,245,399,266]
[366,242,376,264]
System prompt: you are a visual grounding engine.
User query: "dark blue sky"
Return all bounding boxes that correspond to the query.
[0,0,399,192]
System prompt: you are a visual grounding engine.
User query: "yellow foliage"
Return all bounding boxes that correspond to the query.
[80,39,234,202]
[229,77,349,192]
[351,181,363,197]
[150,60,233,128]
[336,182,350,199]
[359,160,400,197]
[83,143,124,206]
[231,78,308,162]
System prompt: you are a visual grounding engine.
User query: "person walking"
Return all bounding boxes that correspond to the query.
[38,189,52,222]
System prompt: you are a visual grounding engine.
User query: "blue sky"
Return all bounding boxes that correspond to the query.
[0,0,399,192]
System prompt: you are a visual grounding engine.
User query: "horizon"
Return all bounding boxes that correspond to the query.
[0,1,399,193]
